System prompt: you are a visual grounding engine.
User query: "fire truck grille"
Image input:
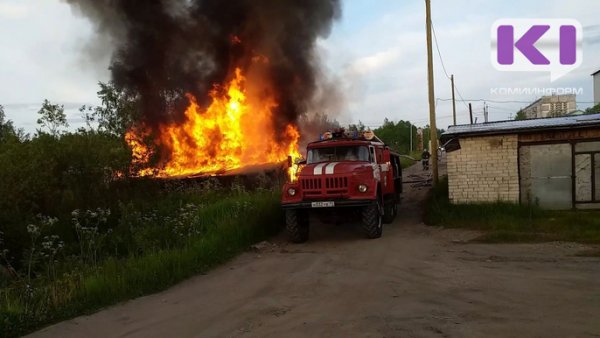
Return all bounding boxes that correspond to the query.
[301,177,349,197]
[325,177,348,189]
[301,178,322,190]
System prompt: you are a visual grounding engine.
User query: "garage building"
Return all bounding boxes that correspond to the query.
[440,114,600,210]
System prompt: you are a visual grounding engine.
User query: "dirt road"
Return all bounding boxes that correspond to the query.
[30,166,600,337]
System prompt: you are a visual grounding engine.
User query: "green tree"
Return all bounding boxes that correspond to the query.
[585,104,600,115]
[37,99,68,136]
[93,82,139,137]
[79,104,96,132]
[373,119,420,155]
[348,121,366,133]
[0,105,14,142]
[515,110,527,120]
[0,105,26,143]
[421,125,445,151]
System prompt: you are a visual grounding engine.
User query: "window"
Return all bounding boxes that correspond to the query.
[307,146,370,164]
[549,102,567,116]
[574,141,600,204]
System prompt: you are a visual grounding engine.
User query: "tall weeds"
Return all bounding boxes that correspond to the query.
[1,190,282,337]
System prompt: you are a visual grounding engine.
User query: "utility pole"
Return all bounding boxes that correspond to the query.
[409,122,413,152]
[469,103,473,124]
[451,74,457,126]
[484,102,489,123]
[425,0,438,185]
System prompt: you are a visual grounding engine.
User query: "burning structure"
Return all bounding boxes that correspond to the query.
[66,0,341,178]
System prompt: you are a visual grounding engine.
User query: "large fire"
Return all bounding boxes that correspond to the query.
[125,67,301,180]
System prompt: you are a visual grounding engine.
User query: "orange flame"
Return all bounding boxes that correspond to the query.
[126,67,300,180]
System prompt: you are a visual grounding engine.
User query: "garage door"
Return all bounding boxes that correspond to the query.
[519,143,572,210]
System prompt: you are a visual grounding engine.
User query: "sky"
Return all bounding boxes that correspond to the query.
[1,0,600,133]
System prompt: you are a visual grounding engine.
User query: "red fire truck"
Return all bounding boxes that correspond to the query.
[281,129,403,242]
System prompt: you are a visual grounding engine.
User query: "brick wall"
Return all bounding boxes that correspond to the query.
[447,135,519,203]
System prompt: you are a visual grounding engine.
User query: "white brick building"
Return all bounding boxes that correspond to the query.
[441,114,600,209]
[445,135,520,203]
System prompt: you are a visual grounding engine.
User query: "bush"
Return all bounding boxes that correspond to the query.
[0,132,129,270]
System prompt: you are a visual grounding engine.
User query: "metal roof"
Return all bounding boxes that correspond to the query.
[440,113,600,142]
[592,69,600,76]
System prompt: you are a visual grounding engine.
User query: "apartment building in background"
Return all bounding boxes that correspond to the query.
[521,94,577,119]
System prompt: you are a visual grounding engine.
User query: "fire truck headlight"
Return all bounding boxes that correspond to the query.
[287,188,297,196]
[358,184,368,193]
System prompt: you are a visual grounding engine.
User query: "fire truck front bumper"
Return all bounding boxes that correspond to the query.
[281,199,377,210]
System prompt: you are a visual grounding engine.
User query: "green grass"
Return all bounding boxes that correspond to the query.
[400,151,422,169]
[1,191,282,337]
[425,177,600,244]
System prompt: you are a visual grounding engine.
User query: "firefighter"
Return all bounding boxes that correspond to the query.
[421,148,431,170]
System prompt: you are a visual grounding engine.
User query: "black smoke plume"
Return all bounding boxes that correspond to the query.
[65,0,341,133]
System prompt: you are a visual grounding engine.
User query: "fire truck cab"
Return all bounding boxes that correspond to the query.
[282,129,403,242]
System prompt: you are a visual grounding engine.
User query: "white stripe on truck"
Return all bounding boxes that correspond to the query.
[325,162,338,174]
[313,163,326,175]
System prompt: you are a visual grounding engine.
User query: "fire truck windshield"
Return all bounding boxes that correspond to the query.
[307,146,370,164]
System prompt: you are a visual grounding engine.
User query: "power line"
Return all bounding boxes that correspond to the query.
[436,98,597,105]
[342,112,458,129]
[453,84,470,110]
[431,24,450,80]
[436,98,529,104]
[487,105,519,112]
[431,21,470,111]
[430,21,598,113]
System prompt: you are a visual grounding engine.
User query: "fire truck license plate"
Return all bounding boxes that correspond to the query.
[311,201,335,208]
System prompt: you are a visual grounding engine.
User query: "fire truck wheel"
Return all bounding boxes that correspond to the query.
[383,199,397,224]
[361,203,382,239]
[285,209,309,243]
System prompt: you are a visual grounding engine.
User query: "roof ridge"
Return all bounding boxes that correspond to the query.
[449,114,586,129]
[442,113,600,141]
